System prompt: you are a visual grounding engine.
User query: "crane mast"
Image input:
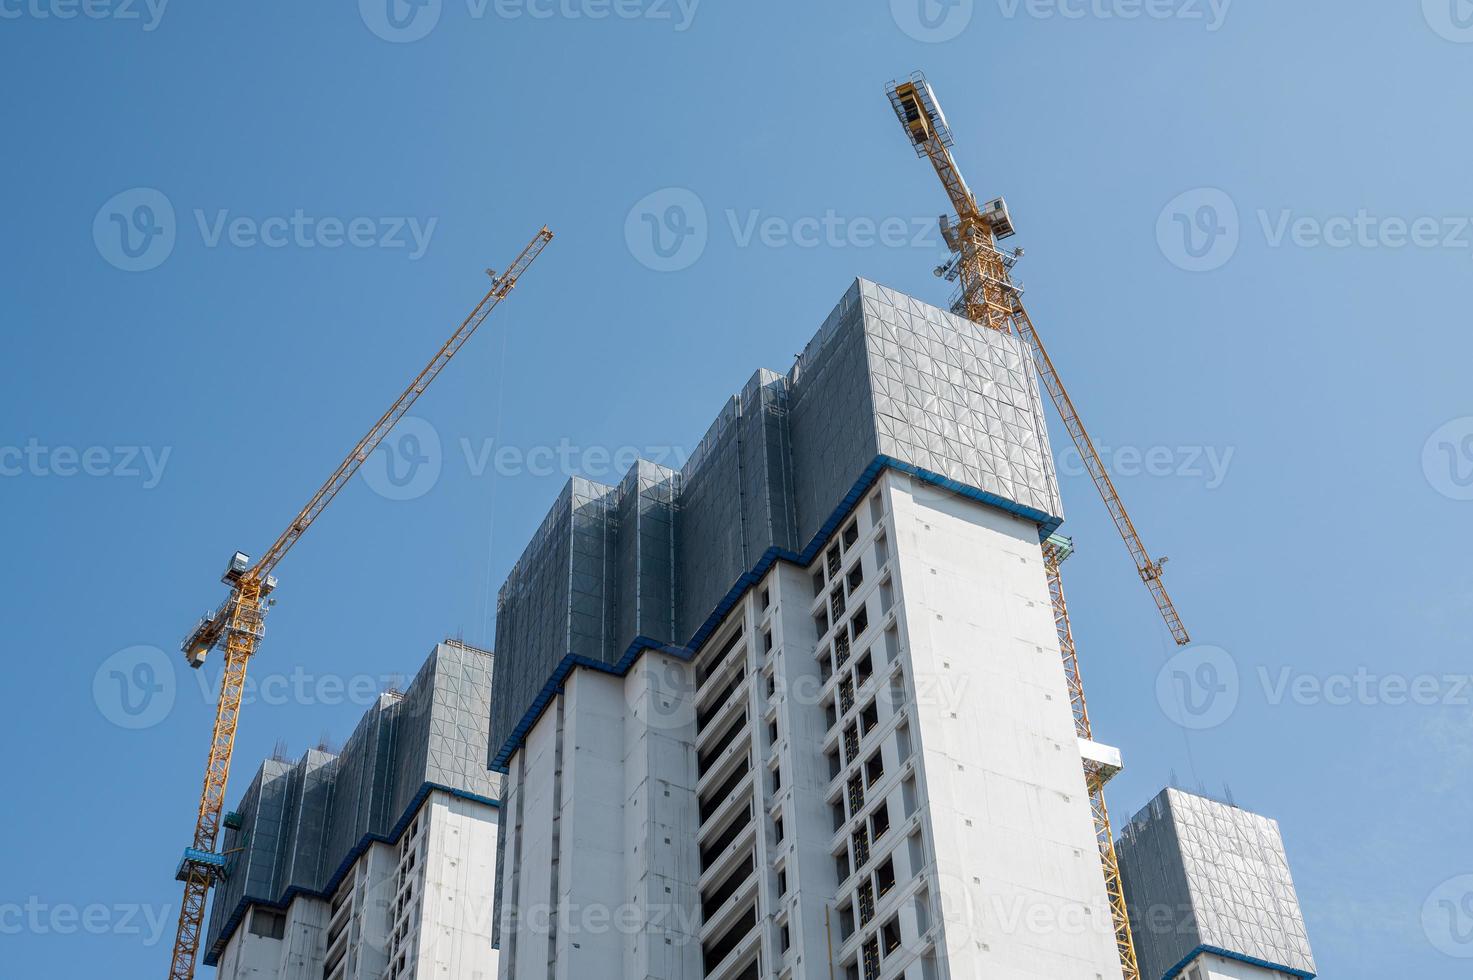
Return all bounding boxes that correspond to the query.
[166,227,553,980]
[887,72,1195,980]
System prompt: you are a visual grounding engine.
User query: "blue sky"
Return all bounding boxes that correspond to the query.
[2,1,1470,976]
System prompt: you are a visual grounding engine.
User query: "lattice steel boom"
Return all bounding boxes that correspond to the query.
[165,227,553,980]
[886,72,1189,646]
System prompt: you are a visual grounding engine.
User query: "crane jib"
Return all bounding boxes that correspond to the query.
[165,227,552,980]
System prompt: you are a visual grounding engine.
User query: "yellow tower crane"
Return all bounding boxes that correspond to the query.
[886,72,1193,980]
[165,227,553,980]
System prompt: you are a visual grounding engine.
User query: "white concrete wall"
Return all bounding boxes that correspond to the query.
[412,791,500,980]
[623,653,703,980]
[500,698,559,980]
[352,842,397,980]
[1186,950,1301,980]
[497,658,704,980]
[280,900,329,980]
[554,669,628,979]
[214,899,328,980]
[885,471,1124,980]
[216,913,283,980]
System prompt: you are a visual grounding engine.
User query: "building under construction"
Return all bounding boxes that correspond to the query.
[1117,789,1318,980]
[490,278,1120,979]
[203,641,499,980]
[197,277,1320,980]
[174,75,1320,980]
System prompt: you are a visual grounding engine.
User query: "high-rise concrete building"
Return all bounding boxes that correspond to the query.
[1115,788,1317,980]
[488,280,1130,979]
[205,640,500,980]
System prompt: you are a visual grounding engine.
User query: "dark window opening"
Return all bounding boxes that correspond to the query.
[871,802,891,842]
[701,804,754,870]
[702,905,756,973]
[875,856,896,899]
[701,853,754,919]
[882,916,902,956]
[699,757,751,822]
[698,626,745,685]
[865,751,884,788]
[697,669,745,733]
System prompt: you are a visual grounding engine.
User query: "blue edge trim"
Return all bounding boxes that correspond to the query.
[1163,944,1316,980]
[488,455,1063,774]
[204,783,500,965]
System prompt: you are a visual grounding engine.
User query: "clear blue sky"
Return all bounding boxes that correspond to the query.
[2,2,1469,976]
